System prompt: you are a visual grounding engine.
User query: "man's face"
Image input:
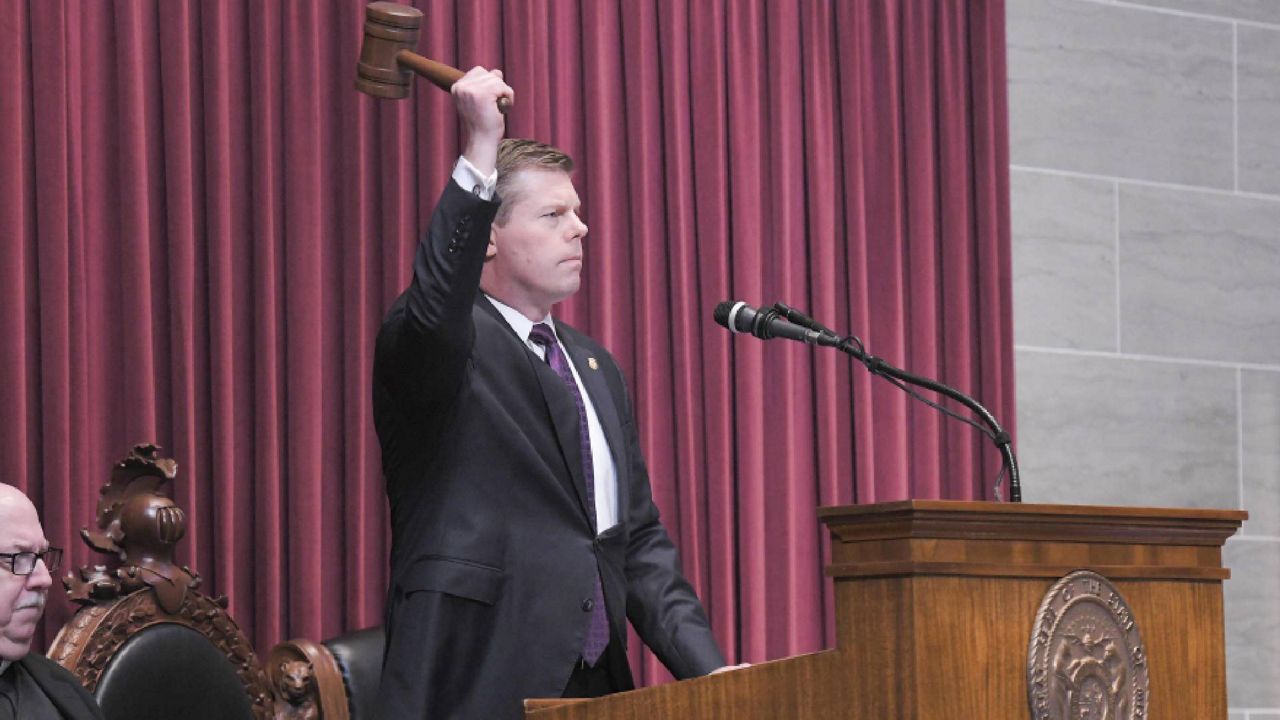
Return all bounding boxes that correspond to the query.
[0,491,52,661]
[485,168,588,315]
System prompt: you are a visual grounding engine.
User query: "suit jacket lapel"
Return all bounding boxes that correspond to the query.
[476,298,594,525]
[528,356,593,521]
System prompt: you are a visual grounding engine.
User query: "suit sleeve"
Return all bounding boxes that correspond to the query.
[616,372,727,678]
[374,180,501,419]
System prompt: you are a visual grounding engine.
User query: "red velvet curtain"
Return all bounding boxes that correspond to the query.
[0,0,1013,684]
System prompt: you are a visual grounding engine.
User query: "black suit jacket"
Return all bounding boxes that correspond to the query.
[12,654,104,720]
[373,181,725,718]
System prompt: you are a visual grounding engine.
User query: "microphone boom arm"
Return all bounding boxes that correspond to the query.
[838,340,1021,502]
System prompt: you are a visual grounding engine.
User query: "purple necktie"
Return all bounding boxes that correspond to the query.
[529,323,610,666]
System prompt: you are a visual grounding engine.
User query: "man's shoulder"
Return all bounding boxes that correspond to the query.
[19,653,103,718]
[18,652,66,677]
[18,652,79,689]
[19,653,90,689]
[553,320,618,365]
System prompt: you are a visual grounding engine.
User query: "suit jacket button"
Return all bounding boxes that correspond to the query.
[581,598,594,612]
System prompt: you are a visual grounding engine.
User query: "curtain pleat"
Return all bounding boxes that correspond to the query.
[3,0,1013,683]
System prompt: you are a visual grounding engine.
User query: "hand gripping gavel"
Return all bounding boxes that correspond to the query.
[356,1,512,112]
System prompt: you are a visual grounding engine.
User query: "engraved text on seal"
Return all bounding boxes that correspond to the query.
[1027,570,1149,720]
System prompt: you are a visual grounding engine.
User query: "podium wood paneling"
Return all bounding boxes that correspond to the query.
[525,501,1245,720]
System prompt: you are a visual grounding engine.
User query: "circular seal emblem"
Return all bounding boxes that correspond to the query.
[1027,570,1150,720]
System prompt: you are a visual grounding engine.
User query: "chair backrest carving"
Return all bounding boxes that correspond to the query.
[266,625,386,720]
[267,639,346,720]
[49,443,276,719]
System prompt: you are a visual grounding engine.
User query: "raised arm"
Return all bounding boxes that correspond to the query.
[374,68,513,415]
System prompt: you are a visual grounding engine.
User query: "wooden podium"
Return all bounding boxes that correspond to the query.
[524,500,1245,719]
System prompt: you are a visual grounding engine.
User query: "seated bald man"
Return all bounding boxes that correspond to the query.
[0,484,103,720]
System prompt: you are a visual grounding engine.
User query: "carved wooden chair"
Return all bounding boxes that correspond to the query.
[47,444,298,720]
[267,625,385,720]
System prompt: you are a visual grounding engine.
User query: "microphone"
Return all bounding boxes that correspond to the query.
[713,301,838,346]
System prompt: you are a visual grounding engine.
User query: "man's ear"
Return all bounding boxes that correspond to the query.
[485,226,498,262]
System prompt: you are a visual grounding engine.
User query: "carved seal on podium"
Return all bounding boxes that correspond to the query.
[1027,570,1150,720]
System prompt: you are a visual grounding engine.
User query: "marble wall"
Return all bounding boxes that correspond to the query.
[1008,0,1280,714]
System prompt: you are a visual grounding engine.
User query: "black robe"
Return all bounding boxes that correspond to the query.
[0,654,103,720]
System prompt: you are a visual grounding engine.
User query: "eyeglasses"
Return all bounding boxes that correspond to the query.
[0,548,62,576]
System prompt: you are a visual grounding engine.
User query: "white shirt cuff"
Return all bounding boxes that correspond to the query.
[452,156,498,200]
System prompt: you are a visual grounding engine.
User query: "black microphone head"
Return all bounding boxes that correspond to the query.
[713,300,755,334]
[713,301,734,329]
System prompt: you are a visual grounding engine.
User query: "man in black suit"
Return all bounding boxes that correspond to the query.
[0,484,104,720]
[373,68,731,718]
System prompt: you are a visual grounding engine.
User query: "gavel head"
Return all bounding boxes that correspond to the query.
[356,2,423,99]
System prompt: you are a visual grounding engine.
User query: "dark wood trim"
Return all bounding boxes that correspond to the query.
[825,561,1231,580]
[819,500,1246,546]
[526,699,591,711]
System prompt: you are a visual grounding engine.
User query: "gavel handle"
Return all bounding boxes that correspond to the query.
[395,50,512,114]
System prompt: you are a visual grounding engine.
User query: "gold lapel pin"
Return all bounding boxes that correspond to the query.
[587,357,599,370]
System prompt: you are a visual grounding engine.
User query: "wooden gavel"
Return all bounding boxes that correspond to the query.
[355,1,511,113]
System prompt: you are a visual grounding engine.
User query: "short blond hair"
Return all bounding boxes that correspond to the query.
[494,138,575,225]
